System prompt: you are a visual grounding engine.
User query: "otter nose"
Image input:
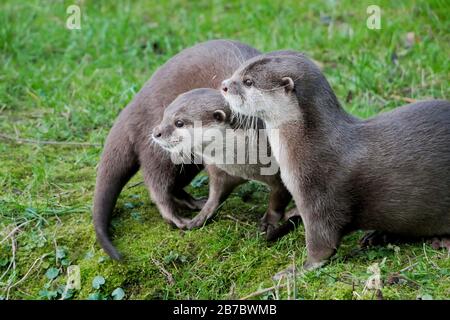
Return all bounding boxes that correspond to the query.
[221,80,229,93]
[153,127,162,138]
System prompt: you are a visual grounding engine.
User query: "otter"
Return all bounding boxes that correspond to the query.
[152,88,299,236]
[93,40,260,260]
[221,52,450,271]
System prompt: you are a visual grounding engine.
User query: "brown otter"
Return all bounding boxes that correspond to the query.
[93,40,260,260]
[221,52,450,271]
[152,88,299,235]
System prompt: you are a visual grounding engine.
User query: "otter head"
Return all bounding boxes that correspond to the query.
[221,53,327,126]
[152,88,232,155]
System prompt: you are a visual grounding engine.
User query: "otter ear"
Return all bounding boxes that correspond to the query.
[281,77,294,93]
[213,110,227,122]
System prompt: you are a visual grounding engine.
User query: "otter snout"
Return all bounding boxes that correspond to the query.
[152,125,173,141]
[152,124,182,150]
[221,79,230,93]
[221,79,242,97]
[152,126,163,139]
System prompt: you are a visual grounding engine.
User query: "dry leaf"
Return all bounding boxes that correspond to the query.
[405,32,416,48]
[67,265,81,290]
[365,262,383,290]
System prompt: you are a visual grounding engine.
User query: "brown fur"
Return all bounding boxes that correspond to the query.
[223,52,450,270]
[153,88,298,235]
[93,40,260,260]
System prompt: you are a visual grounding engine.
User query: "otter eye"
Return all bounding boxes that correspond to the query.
[243,79,253,87]
[174,120,184,128]
[213,110,226,122]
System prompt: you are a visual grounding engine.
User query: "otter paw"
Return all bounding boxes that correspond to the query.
[260,221,276,235]
[185,218,206,230]
[272,265,298,281]
[302,259,327,271]
[167,216,191,230]
[265,217,303,242]
[177,222,190,230]
[265,227,281,242]
[431,237,450,251]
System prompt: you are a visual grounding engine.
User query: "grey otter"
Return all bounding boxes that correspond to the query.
[152,88,299,234]
[93,40,260,260]
[221,52,450,271]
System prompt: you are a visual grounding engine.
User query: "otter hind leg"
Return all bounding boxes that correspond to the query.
[141,150,200,229]
[145,177,191,229]
[266,213,302,242]
[260,183,292,239]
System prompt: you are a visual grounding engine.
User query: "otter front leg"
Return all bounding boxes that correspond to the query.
[141,152,197,229]
[186,166,245,230]
[273,218,341,280]
[154,195,191,229]
[260,183,292,239]
[173,189,207,211]
[145,172,190,228]
[303,219,341,270]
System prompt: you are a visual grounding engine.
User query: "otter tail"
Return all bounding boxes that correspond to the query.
[93,121,139,260]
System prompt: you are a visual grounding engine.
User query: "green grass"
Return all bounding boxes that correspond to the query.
[1,0,449,300]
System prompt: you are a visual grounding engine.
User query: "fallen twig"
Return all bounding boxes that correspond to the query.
[1,221,31,245]
[292,253,296,300]
[224,215,253,227]
[11,238,16,274]
[127,181,145,189]
[390,95,417,104]
[399,262,419,273]
[0,237,17,285]
[0,133,101,147]
[322,271,354,286]
[151,258,175,285]
[4,253,49,300]
[240,283,287,300]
